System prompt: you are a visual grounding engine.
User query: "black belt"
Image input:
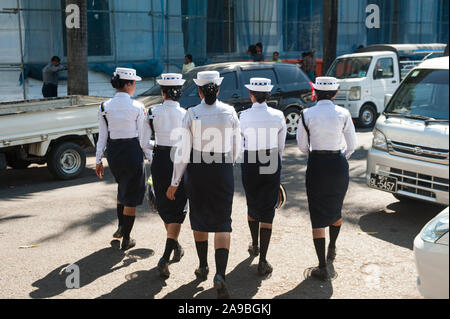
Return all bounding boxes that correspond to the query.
[108,137,137,143]
[154,145,173,151]
[311,150,342,155]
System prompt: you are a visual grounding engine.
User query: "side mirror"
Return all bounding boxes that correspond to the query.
[374,69,383,79]
[384,94,393,107]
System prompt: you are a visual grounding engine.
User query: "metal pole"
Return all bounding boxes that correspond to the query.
[165,0,169,72]
[150,0,156,59]
[16,0,27,100]
[111,0,118,66]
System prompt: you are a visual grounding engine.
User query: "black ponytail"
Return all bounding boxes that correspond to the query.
[200,83,219,105]
[111,74,134,89]
[161,85,183,101]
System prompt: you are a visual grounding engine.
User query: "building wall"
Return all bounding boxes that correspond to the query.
[0,0,448,102]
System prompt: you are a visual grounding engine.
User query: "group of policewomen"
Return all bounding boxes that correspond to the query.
[95,67,357,299]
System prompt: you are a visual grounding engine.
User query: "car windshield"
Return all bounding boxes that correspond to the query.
[327,57,372,79]
[385,69,449,121]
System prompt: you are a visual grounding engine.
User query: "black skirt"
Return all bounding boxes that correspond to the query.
[306,152,349,228]
[185,151,234,233]
[106,138,145,207]
[151,146,187,224]
[241,150,281,224]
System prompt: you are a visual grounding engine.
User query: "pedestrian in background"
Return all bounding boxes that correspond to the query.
[272,52,282,63]
[42,56,67,98]
[240,77,287,276]
[96,67,146,251]
[141,73,188,279]
[297,77,357,280]
[182,54,195,74]
[254,42,265,62]
[167,71,241,299]
[304,50,316,81]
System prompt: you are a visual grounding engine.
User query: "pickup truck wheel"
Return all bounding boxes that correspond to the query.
[358,104,377,128]
[47,142,86,180]
[284,107,302,140]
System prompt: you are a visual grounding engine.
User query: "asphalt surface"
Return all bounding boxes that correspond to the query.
[0,131,445,299]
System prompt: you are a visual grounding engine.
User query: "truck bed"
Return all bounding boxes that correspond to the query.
[0,95,108,116]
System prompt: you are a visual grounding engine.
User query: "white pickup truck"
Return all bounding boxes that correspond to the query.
[0,95,107,179]
[326,44,447,128]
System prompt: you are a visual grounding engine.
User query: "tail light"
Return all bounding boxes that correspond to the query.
[308,81,316,102]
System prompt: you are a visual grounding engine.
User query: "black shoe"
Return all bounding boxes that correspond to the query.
[258,260,273,276]
[213,274,230,299]
[157,257,170,279]
[113,226,124,239]
[121,238,136,251]
[327,246,337,262]
[194,266,209,281]
[248,244,260,257]
[310,266,329,281]
[172,242,184,263]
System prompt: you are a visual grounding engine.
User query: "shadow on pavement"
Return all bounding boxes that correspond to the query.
[358,200,445,250]
[29,246,153,299]
[0,214,33,224]
[98,267,167,299]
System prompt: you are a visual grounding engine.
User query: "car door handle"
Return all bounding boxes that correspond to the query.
[232,93,240,99]
[392,80,397,84]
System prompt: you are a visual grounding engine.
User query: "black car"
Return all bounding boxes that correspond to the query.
[137,62,315,139]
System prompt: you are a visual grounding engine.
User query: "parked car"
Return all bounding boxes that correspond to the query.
[366,56,449,206]
[0,95,107,179]
[327,44,447,128]
[138,62,315,139]
[414,207,449,299]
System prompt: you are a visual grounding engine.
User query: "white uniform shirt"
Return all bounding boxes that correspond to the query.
[171,99,241,186]
[239,102,287,159]
[296,100,358,159]
[140,100,187,161]
[96,92,146,164]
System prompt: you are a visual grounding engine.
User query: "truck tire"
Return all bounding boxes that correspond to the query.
[358,104,377,128]
[47,142,86,180]
[284,106,302,140]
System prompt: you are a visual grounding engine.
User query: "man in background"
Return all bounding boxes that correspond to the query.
[182,54,195,74]
[303,50,316,81]
[272,52,282,63]
[42,56,67,98]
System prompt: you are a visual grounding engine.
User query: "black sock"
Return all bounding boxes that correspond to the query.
[329,225,341,249]
[117,204,124,227]
[162,238,177,261]
[313,238,327,268]
[122,215,135,240]
[248,220,259,246]
[259,227,272,262]
[215,248,229,278]
[195,241,208,268]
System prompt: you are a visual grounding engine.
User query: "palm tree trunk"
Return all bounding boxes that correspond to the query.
[322,0,339,74]
[65,0,88,95]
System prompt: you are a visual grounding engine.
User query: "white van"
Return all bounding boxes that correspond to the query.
[327,44,446,128]
[366,56,449,205]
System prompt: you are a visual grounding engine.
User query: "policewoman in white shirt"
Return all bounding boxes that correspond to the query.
[240,78,287,276]
[141,73,188,279]
[96,67,146,251]
[297,76,358,280]
[166,71,240,299]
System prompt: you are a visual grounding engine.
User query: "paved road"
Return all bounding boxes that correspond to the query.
[0,131,445,299]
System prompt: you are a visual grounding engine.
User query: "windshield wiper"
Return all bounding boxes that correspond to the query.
[425,119,449,125]
[403,114,433,121]
[383,111,405,119]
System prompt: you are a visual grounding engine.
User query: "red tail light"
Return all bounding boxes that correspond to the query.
[308,81,316,102]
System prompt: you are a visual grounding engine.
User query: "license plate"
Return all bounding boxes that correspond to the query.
[369,174,398,193]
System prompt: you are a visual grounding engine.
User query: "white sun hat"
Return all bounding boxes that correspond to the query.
[157,73,185,86]
[193,71,224,86]
[245,77,274,92]
[114,67,142,81]
[313,76,339,91]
